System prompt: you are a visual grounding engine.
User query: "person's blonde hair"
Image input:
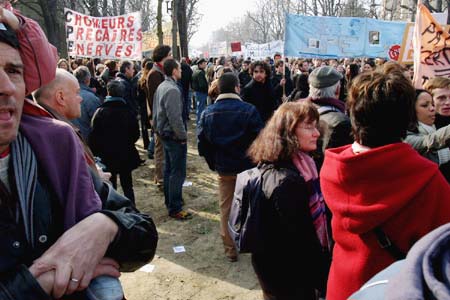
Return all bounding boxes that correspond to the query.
[248,101,319,164]
[424,77,450,95]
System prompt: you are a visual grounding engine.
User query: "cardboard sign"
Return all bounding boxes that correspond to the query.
[413,4,450,88]
[231,42,242,52]
[64,8,142,60]
[244,40,284,59]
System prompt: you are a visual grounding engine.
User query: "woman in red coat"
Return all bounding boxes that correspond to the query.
[320,70,450,300]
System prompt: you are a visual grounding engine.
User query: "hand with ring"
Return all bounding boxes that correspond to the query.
[30,213,119,298]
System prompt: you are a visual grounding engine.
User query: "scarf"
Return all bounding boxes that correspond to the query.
[310,97,346,113]
[11,132,38,248]
[20,105,101,230]
[292,150,331,252]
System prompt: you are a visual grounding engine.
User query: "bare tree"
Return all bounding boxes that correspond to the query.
[157,0,164,44]
[177,0,189,57]
[186,0,202,43]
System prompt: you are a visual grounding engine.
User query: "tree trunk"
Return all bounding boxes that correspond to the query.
[312,0,318,15]
[157,0,163,45]
[88,0,100,17]
[37,0,61,52]
[172,0,179,59]
[102,0,108,16]
[119,0,126,15]
[112,0,118,16]
[177,0,188,58]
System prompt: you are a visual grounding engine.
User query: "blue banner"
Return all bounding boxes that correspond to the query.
[284,14,407,59]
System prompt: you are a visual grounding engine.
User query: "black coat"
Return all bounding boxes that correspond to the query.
[250,162,331,297]
[180,62,193,93]
[240,79,277,123]
[116,72,139,116]
[89,98,141,173]
[238,70,252,90]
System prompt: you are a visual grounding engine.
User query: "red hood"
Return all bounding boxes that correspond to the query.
[320,143,439,235]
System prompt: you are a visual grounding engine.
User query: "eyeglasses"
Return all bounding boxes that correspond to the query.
[298,125,320,132]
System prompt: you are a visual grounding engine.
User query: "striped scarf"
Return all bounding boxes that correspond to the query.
[292,151,332,252]
[12,132,38,248]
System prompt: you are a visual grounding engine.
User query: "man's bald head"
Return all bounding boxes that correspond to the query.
[33,69,82,120]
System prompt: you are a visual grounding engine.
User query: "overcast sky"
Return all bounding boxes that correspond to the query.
[189,0,256,47]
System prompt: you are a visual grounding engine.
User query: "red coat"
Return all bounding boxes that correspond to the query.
[320,143,450,300]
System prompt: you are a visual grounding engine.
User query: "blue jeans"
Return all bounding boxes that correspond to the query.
[195,92,207,124]
[148,130,155,158]
[162,139,187,215]
[86,275,124,300]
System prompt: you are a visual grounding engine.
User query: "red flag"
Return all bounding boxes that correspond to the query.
[231,42,241,52]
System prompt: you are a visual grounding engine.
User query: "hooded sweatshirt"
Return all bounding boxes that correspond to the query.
[349,223,450,300]
[320,143,450,300]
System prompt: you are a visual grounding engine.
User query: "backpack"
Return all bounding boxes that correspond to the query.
[228,166,266,253]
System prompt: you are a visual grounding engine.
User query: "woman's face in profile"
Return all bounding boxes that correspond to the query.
[295,119,320,152]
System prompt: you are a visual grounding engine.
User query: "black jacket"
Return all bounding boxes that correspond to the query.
[238,70,252,90]
[89,97,141,173]
[240,79,277,123]
[250,162,331,293]
[180,62,193,93]
[116,72,139,116]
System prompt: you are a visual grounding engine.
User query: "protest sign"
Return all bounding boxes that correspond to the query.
[284,14,407,59]
[209,41,228,57]
[231,42,242,52]
[243,40,283,59]
[413,3,450,88]
[64,8,142,60]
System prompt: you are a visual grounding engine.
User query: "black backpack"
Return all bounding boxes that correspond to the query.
[228,167,266,253]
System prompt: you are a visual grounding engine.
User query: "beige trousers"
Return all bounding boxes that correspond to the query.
[218,174,238,258]
[154,134,164,183]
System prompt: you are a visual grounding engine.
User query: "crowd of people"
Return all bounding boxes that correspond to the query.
[1,0,450,299]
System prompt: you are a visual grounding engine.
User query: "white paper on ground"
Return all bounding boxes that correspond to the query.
[138,264,155,273]
[182,181,193,187]
[173,246,186,253]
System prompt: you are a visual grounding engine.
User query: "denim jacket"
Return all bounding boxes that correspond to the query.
[197,93,263,174]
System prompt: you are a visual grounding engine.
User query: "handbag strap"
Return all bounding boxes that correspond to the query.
[374,227,406,260]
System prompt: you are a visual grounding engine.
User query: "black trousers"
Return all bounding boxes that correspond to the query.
[251,253,317,300]
[110,171,135,204]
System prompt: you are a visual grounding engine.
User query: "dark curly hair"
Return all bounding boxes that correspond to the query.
[249,60,271,78]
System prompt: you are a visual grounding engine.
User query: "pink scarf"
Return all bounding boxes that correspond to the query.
[292,151,332,252]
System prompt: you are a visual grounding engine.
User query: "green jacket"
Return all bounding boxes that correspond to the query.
[192,68,208,93]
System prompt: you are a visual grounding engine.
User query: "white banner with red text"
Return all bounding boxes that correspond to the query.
[64,8,142,60]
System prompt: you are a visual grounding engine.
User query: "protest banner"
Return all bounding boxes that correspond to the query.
[209,41,228,57]
[284,14,407,59]
[64,8,142,60]
[243,40,283,59]
[413,2,450,88]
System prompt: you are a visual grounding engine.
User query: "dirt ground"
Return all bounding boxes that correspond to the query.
[119,119,263,300]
